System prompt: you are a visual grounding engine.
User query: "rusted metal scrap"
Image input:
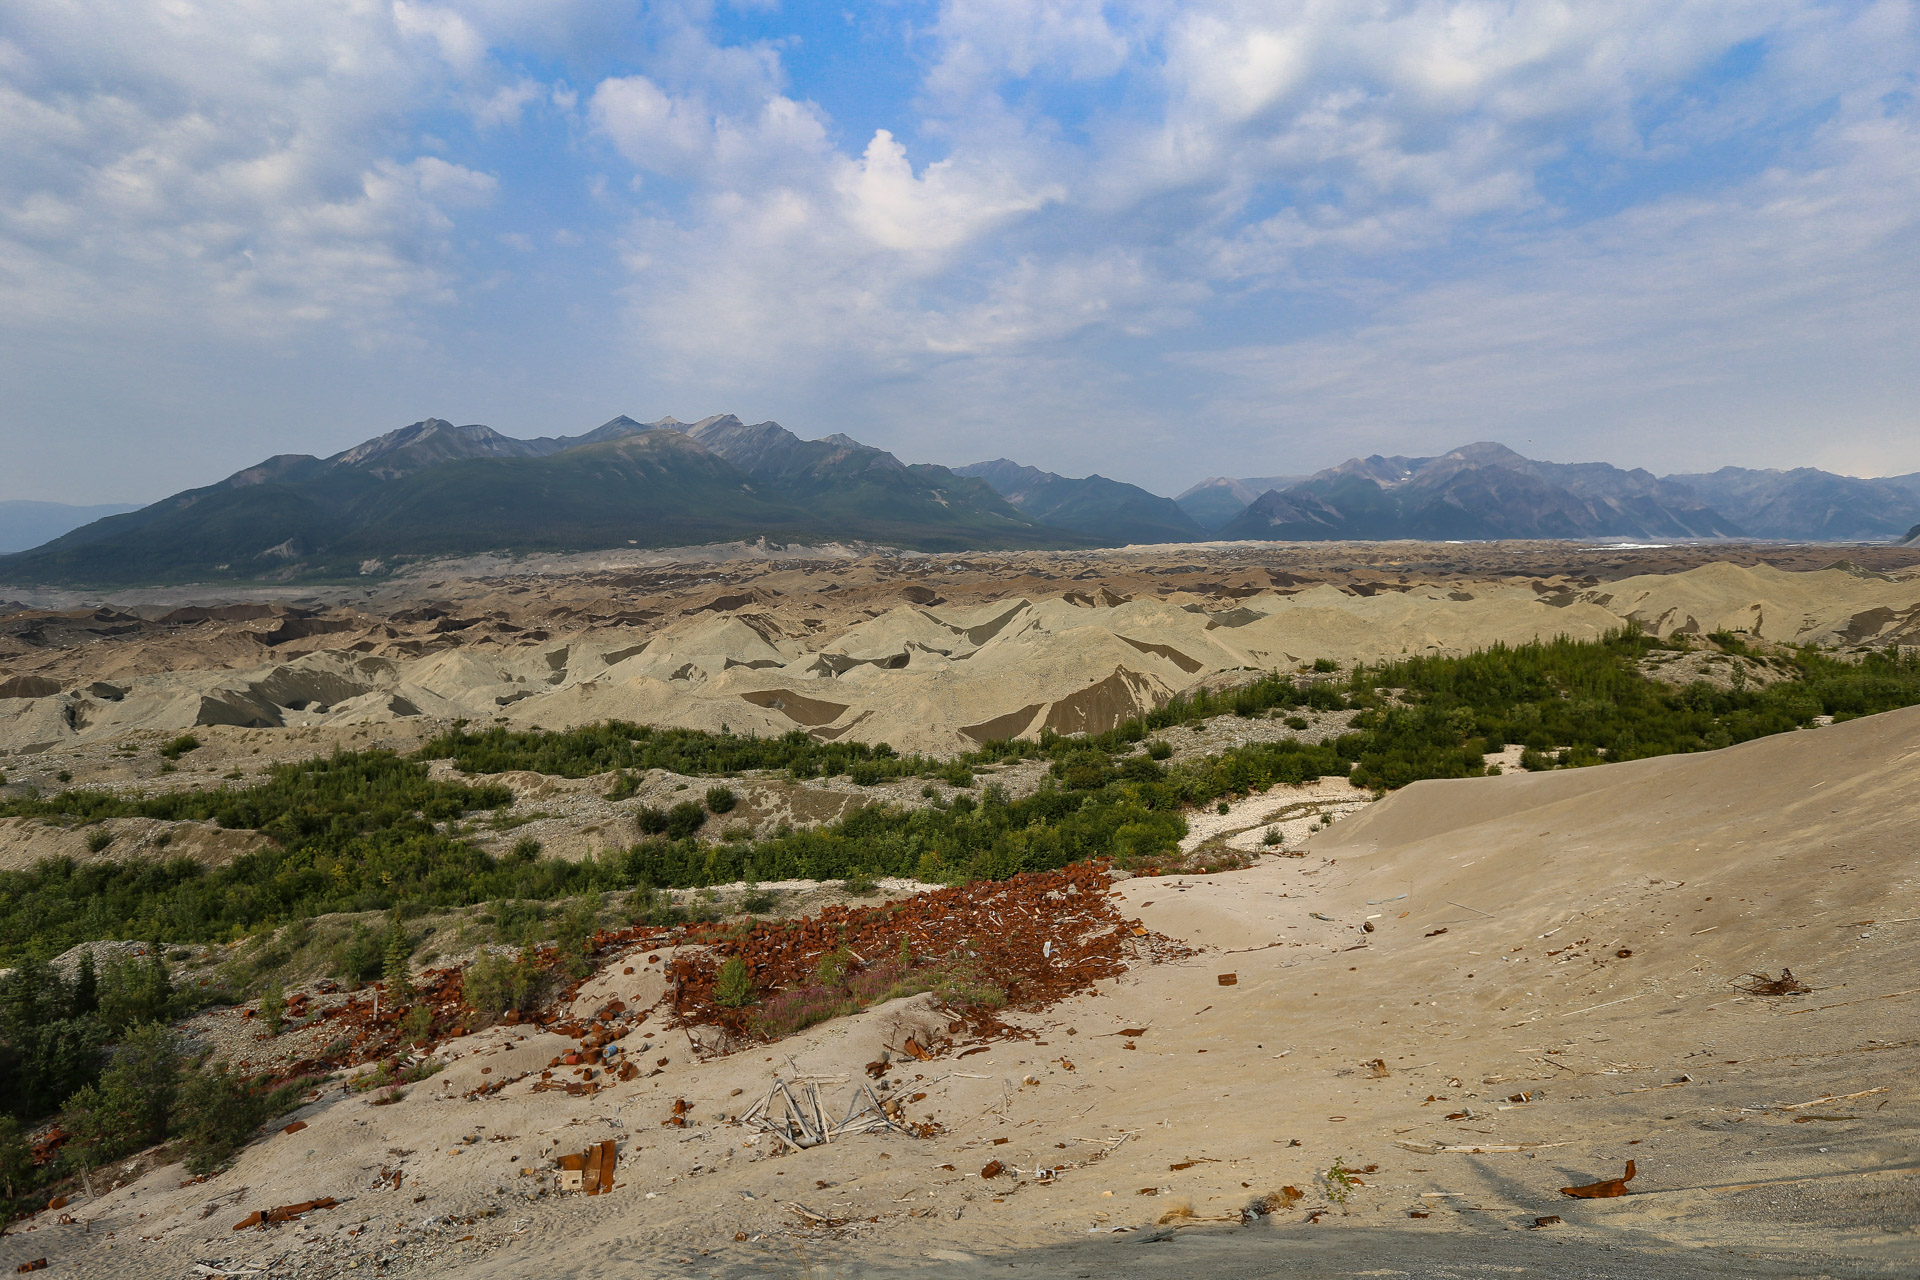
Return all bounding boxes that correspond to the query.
[1560,1160,1637,1199]
[556,1140,619,1194]
[231,1197,338,1230]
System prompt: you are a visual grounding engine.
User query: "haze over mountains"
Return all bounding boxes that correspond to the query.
[952,460,1204,544]
[1186,449,1920,541]
[6,419,1920,587]
[0,501,145,555]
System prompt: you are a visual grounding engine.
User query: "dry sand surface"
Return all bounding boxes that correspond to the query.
[2,697,1915,1278]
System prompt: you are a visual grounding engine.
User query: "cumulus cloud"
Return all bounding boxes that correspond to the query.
[3,0,1917,501]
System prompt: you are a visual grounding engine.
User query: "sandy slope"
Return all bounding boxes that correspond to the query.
[4,703,1915,1278]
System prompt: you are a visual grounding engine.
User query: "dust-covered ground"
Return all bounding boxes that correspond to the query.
[1,699,1914,1279]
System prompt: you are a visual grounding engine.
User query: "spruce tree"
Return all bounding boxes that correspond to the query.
[71,950,97,1017]
[382,921,414,1003]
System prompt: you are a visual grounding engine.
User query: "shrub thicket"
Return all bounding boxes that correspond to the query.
[0,634,1915,958]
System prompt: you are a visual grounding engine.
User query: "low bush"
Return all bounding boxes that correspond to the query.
[713,957,753,1007]
[158,735,201,761]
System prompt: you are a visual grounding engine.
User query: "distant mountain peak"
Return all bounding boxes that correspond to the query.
[329,419,543,477]
[1444,441,1532,467]
[955,459,1203,544]
[1219,441,1743,542]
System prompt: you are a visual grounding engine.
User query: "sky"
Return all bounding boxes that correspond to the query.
[2,0,1918,505]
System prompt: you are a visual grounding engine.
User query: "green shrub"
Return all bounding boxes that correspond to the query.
[0,1115,33,1204]
[1146,740,1173,760]
[335,924,383,987]
[400,1004,433,1045]
[461,947,547,1017]
[704,785,737,814]
[382,923,415,1001]
[61,1021,180,1170]
[259,980,286,1036]
[714,956,753,1008]
[636,804,669,835]
[552,897,599,978]
[84,828,114,854]
[158,735,201,761]
[665,800,707,840]
[97,947,172,1035]
[838,871,879,897]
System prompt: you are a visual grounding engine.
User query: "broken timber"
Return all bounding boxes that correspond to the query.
[749,1077,916,1150]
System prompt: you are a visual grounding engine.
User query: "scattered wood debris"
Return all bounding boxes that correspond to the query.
[743,1076,924,1150]
[1737,968,1811,996]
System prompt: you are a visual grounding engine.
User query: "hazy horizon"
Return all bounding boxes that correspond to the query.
[14,415,1920,511]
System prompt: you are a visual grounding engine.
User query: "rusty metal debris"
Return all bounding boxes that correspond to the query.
[1216,973,1238,986]
[1560,1160,1637,1199]
[556,1140,618,1194]
[15,1261,47,1273]
[231,1197,338,1230]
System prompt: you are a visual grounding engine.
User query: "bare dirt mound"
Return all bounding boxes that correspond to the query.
[8,549,1920,782]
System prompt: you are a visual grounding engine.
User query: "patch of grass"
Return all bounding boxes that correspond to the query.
[748,959,1004,1040]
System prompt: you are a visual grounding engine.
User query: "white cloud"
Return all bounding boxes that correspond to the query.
[4,0,1918,500]
[1178,104,1920,473]
[393,2,487,75]
[474,78,545,130]
[834,129,1060,254]
[0,0,521,345]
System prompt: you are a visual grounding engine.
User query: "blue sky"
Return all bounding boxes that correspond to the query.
[2,0,1918,504]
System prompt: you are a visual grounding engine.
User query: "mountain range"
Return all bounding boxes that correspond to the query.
[953,460,1204,544]
[1184,453,1920,543]
[6,420,1920,587]
[1662,467,1920,541]
[0,416,1086,586]
[1174,476,1308,532]
[1213,443,1742,542]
